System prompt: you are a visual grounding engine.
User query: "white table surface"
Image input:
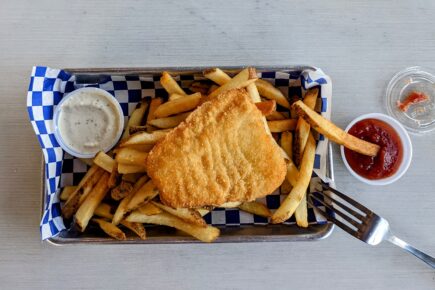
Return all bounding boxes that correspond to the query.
[1,1,434,289]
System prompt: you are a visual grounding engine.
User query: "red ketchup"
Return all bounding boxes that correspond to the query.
[344,119,403,180]
[397,91,429,112]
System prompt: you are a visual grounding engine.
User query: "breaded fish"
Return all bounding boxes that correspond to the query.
[147,89,287,208]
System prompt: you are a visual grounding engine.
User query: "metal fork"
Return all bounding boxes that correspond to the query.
[308,183,435,269]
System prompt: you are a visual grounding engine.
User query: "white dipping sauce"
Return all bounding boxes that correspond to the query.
[57,89,121,155]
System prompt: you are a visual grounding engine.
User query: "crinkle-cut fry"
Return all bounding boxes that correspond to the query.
[94,151,115,173]
[255,79,290,108]
[120,130,169,147]
[79,168,105,205]
[203,68,232,85]
[111,180,134,201]
[147,97,163,124]
[189,81,211,95]
[148,112,190,129]
[112,175,148,225]
[294,88,319,165]
[266,111,287,121]
[117,163,147,174]
[60,186,77,201]
[126,211,220,243]
[255,100,276,116]
[126,180,159,212]
[154,92,202,118]
[121,221,146,240]
[152,201,206,227]
[122,98,149,140]
[271,134,316,224]
[115,147,148,167]
[160,71,186,95]
[238,201,272,218]
[75,172,110,231]
[207,68,258,99]
[92,218,126,240]
[293,100,380,156]
[62,164,100,219]
[267,119,297,132]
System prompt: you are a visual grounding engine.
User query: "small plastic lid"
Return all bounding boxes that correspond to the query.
[386,66,435,134]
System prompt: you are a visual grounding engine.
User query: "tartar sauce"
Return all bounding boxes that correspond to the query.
[57,89,122,156]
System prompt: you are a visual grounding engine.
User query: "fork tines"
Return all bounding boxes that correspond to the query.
[307,183,372,238]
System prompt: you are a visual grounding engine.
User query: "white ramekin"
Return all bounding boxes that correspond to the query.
[53,87,124,158]
[340,113,412,186]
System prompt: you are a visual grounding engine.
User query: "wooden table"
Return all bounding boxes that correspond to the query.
[1,1,434,289]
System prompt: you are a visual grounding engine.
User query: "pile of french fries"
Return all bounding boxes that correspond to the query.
[60,67,379,242]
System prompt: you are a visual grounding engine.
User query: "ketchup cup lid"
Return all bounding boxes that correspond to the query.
[386,66,435,134]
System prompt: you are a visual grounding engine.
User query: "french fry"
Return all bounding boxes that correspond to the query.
[203,68,231,85]
[108,161,119,189]
[92,218,126,240]
[136,202,162,216]
[122,173,143,183]
[168,93,185,101]
[219,201,242,208]
[115,147,148,167]
[197,208,210,217]
[75,173,110,231]
[293,101,380,156]
[238,201,271,218]
[111,180,134,201]
[267,119,297,132]
[126,211,220,243]
[120,130,169,147]
[122,99,149,140]
[121,221,146,240]
[60,186,77,201]
[295,194,308,228]
[79,168,105,205]
[208,68,258,99]
[280,179,292,194]
[247,83,261,103]
[112,175,149,225]
[255,100,276,116]
[117,163,147,174]
[280,131,293,160]
[126,180,159,212]
[95,203,113,219]
[286,159,300,187]
[146,97,163,124]
[271,134,316,224]
[128,125,147,135]
[152,201,206,227]
[189,81,211,95]
[62,165,100,219]
[294,88,319,165]
[255,79,290,108]
[93,151,115,173]
[154,92,202,118]
[208,84,219,94]
[160,71,186,95]
[266,111,287,121]
[148,112,190,129]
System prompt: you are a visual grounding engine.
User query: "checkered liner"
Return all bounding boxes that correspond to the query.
[27,66,332,240]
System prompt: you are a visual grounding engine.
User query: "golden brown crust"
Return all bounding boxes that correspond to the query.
[147,89,287,208]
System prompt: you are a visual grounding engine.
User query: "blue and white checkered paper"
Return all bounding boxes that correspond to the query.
[27,66,332,240]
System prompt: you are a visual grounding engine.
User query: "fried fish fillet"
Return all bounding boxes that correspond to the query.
[147,88,287,208]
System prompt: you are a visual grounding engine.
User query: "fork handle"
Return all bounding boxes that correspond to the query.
[387,235,435,269]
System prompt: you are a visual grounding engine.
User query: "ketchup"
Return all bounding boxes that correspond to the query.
[397,91,429,112]
[344,119,403,180]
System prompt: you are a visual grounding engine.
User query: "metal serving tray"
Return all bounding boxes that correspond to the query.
[42,66,334,245]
